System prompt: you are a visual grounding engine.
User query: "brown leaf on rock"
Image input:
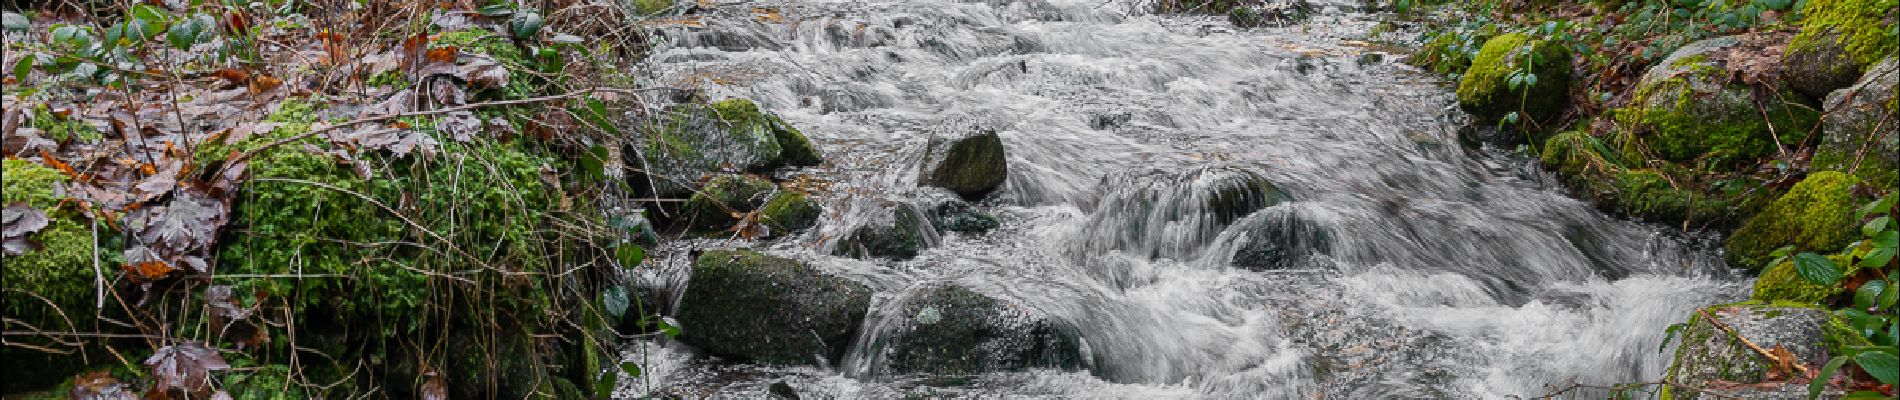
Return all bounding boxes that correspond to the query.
[71,371,138,400]
[1,203,51,256]
[1765,344,1799,381]
[145,341,231,395]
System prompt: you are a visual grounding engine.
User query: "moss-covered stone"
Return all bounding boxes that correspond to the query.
[758,189,822,237]
[1606,169,1732,223]
[1621,37,1822,165]
[1411,29,1495,77]
[854,284,1085,376]
[920,129,1009,201]
[1455,33,1572,126]
[1,159,111,393]
[631,99,820,197]
[675,250,871,365]
[680,174,776,231]
[1663,301,1864,399]
[1751,254,1857,304]
[1782,0,1900,98]
[1812,57,1899,190]
[1723,171,1862,270]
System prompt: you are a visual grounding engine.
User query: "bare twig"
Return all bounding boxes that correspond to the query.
[1697,308,1809,376]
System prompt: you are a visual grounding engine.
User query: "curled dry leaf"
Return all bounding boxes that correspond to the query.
[144,341,231,395]
[1,203,51,255]
[439,110,482,142]
[71,371,137,400]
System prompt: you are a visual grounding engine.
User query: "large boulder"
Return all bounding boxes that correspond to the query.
[1455,32,1572,128]
[832,202,933,260]
[1662,302,1865,399]
[675,250,872,365]
[1617,36,1821,165]
[1723,171,1862,270]
[1811,57,1899,190]
[1781,0,1899,99]
[853,284,1086,377]
[919,129,1008,201]
[630,99,821,198]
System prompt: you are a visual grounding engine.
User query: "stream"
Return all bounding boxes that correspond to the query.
[615,0,1750,397]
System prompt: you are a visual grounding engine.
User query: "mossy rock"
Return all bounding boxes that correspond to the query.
[1812,57,1899,190]
[833,203,931,260]
[1410,29,1495,77]
[1621,36,1822,165]
[1723,171,1862,270]
[631,99,821,198]
[675,250,872,365]
[758,190,822,237]
[854,284,1086,376]
[917,190,999,235]
[919,129,1008,201]
[1662,301,1865,399]
[681,174,776,231]
[1781,0,1899,99]
[1,159,115,393]
[1455,33,1572,128]
[1606,169,1732,223]
[1751,254,1857,304]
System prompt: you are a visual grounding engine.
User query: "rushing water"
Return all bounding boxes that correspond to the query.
[615,0,1751,398]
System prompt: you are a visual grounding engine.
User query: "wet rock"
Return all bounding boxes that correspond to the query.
[833,203,932,260]
[855,284,1085,376]
[1723,171,1861,271]
[675,250,872,365]
[1662,302,1865,399]
[444,330,545,399]
[1811,57,1898,190]
[919,129,1008,201]
[1455,32,1571,129]
[629,99,821,198]
[1227,1,1312,28]
[681,174,776,231]
[1616,36,1820,165]
[917,189,1000,235]
[1227,211,1331,271]
[1781,0,1899,99]
[769,381,801,399]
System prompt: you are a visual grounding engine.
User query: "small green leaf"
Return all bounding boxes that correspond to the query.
[602,286,629,319]
[1854,350,1897,385]
[1793,253,1841,286]
[13,54,34,82]
[1858,280,1887,310]
[1811,355,1851,399]
[478,4,515,16]
[595,369,618,398]
[2,12,28,31]
[166,21,197,49]
[656,317,681,338]
[1842,391,1891,399]
[616,244,645,268]
[1865,217,1892,237]
[130,4,171,23]
[619,362,641,378]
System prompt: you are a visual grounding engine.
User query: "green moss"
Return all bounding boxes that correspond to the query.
[708,98,822,168]
[633,0,673,15]
[680,174,775,231]
[1789,0,1899,70]
[1751,254,1856,304]
[758,189,821,236]
[676,250,871,365]
[1723,171,1862,270]
[435,28,523,62]
[0,159,107,392]
[1455,32,1573,124]
[1611,169,1730,222]
[1540,129,1620,178]
[1620,70,1821,164]
[29,105,102,142]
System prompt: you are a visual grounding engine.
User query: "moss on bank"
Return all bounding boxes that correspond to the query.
[1456,33,1572,125]
[1723,171,1862,271]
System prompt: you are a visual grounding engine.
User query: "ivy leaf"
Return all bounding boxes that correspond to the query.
[1864,217,1891,237]
[1865,230,1898,270]
[145,341,231,394]
[602,286,630,319]
[1,12,27,31]
[1792,253,1840,286]
[620,361,642,378]
[510,11,543,40]
[1855,350,1898,385]
[11,54,32,82]
[1856,280,1887,310]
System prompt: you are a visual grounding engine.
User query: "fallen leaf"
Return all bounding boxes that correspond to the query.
[70,371,137,400]
[145,341,231,395]
[1,203,50,255]
[438,111,482,142]
[425,46,459,64]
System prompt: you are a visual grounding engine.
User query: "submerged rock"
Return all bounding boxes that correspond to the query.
[1662,302,1865,399]
[1227,211,1331,271]
[1077,166,1288,260]
[918,189,1000,235]
[1455,33,1571,129]
[1617,36,1820,165]
[676,250,872,365]
[832,202,934,260]
[919,129,1008,201]
[758,189,823,237]
[1812,57,1899,190]
[630,99,821,198]
[1781,0,1899,99]
[1723,171,1861,271]
[854,284,1085,376]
